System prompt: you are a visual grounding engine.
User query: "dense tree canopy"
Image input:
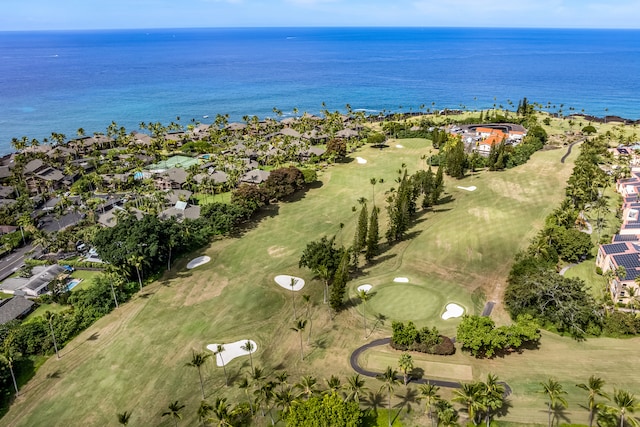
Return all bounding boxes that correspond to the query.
[456,314,541,357]
[505,270,602,338]
[287,392,362,427]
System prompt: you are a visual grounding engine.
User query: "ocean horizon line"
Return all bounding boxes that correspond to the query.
[2,26,640,34]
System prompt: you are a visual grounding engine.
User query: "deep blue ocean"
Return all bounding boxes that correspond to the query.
[0,27,639,155]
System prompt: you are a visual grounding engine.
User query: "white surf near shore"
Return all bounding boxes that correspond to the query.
[274,275,305,291]
[186,256,211,269]
[207,340,258,366]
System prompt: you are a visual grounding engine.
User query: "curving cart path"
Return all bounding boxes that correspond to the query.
[349,337,512,395]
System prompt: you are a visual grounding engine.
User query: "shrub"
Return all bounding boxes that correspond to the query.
[390,321,455,355]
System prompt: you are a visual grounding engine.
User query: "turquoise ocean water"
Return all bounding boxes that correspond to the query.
[0,27,639,154]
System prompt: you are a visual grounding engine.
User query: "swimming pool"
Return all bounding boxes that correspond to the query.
[66,279,82,291]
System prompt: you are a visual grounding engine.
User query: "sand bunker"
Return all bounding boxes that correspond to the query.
[395,144,404,148]
[206,340,258,367]
[356,157,367,164]
[187,256,211,269]
[275,275,305,291]
[442,303,465,320]
[357,284,372,293]
[457,186,477,192]
[393,277,409,283]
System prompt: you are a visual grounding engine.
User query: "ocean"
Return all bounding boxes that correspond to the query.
[0,27,639,155]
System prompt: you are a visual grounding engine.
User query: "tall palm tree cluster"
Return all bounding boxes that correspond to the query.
[154,359,374,427]
[541,376,640,427]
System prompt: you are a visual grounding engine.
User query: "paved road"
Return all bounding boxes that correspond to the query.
[349,337,512,394]
[0,244,37,282]
[560,140,582,164]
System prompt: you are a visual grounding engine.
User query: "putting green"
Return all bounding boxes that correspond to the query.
[365,283,446,324]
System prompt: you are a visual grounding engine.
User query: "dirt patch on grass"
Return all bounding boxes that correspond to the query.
[185,275,229,307]
[468,207,490,222]
[487,179,530,203]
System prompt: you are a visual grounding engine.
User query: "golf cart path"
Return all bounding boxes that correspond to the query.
[349,337,512,395]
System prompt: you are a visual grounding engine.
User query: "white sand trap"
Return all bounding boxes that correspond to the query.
[442,303,465,320]
[356,157,367,164]
[395,144,404,148]
[207,340,258,367]
[357,284,372,293]
[393,277,409,283]
[275,275,305,291]
[456,186,477,192]
[187,256,211,269]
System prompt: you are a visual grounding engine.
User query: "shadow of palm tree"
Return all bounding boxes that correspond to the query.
[394,387,420,414]
[365,390,385,412]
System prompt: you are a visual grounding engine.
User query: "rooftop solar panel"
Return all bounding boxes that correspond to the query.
[613,235,639,242]
[602,243,630,255]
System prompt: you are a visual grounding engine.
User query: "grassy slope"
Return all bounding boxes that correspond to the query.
[5,138,632,427]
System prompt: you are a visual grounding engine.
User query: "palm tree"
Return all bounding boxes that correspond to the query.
[240,340,255,372]
[540,378,568,427]
[377,366,400,427]
[398,352,414,386]
[186,350,211,399]
[275,387,296,419]
[302,294,313,343]
[435,399,459,426]
[44,311,59,359]
[238,376,254,415]
[197,400,213,426]
[576,375,609,427]
[128,254,145,290]
[419,382,441,427]
[116,410,132,425]
[291,319,307,361]
[275,370,289,392]
[610,389,640,427]
[453,382,485,426]
[289,278,298,319]
[215,344,229,386]
[344,374,368,404]
[162,400,185,427]
[358,288,371,338]
[255,381,276,424]
[480,374,506,427]
[211,397,236,427]
[104,264,125,309]
[325,375,342,394]
[296,375,318,400]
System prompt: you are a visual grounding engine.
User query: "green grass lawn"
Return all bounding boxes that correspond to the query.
[24,302,68,322]
[68,269,102,291]
[193,191,232,205]
[4,139,616,427]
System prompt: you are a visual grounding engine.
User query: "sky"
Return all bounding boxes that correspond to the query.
[1,0,639,31]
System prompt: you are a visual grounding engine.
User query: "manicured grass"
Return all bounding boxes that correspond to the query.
[563,260,607,299]
[193,191,232,205]
[24,302,68,322]
[69,269,102,291]
[3,139,601,427]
